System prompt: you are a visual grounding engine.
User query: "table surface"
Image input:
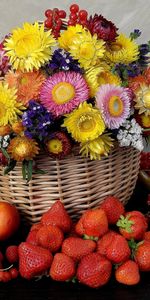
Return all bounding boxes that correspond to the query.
[0,181,149,300]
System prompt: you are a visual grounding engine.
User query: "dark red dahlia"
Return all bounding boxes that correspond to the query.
[45,131,72,159]
[87,14,118,41]
[0,151,8,166]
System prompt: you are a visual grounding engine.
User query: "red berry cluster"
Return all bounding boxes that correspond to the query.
[0,246,19,282]
[44,8,66,38]
[68,4,88,27]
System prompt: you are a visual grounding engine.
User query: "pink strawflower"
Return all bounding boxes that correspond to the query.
[96,84,131,129]
[40,71,89,117]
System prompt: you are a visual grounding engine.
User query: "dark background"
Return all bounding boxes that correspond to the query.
[0,180,149,300]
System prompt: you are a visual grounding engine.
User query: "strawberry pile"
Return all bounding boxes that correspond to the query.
[0,197,150,287]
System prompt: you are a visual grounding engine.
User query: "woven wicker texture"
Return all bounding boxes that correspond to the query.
[0,146,140,224]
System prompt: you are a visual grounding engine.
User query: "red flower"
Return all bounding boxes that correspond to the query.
[0,151,8,166]
[87,14,118,41]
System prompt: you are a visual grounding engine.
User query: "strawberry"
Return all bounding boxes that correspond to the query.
[41,200,72,233]
[77,253,112,288]
[97,231,118,256]
[50,253,75,281]
[36,225,64,252]
[117,211,147,240]
[5,245,19,263]
[100,196,125,224]
[115,260,140,285]
[61,237,96,262]
[18,242,53,279]
[134,240,150,271]
[30,223,43,232]
[143,231,150,242]
[75,208,108,239]
[125,211,148,231]
[26,230,38,246]
[106,234,131,264]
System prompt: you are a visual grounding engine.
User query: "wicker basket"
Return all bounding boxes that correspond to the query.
[0,146,140,224]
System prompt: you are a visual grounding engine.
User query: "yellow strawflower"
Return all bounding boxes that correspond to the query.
[0,82,25,126]
[80,133,114,160]
[4,22,56,71]
[58,24,86,50]
[105,33,139,64]
[69,30,106,69]
[62,102,105,143]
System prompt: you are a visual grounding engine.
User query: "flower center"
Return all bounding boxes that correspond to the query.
[78,114,96,132]
[108,96,124,117]
[20,77,28,85]
[15,142,30,157]
[111,43,122,52]
[15,33,39,57]
[79,42,95,60]
[141,115,150,127]
[47,139,63,154]
[143,90,150,109]
[52,82,75,105]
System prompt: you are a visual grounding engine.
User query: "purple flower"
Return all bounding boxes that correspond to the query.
[45,49,83,74]
[130,29,141,40]
[113,62,141,80]
[138,42,150,67]
[22,100,54,141]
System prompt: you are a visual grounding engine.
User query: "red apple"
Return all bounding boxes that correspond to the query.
[0,202,20,241]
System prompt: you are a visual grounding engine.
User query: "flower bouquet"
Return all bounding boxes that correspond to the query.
[0,4,149,222]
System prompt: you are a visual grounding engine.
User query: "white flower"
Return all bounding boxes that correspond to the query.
[117,118,144,151]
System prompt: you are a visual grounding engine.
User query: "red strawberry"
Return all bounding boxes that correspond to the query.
[26,230,38,246]
[30,223,43,232]
[62,237,96,262]
[41,200,72,233]
[50,253,75,281]
[36,225,64,253]
[134,240,150,271]
[115,260,140,285]
[106,234,131,264]
[97,231,118,256]
[5,245,19,263]
[117,211,147,240]
[143,231,150,242]
[75,208,108,239]
[100,196,125,224]
[18,242,53,279]
[125,211,148,231]
[77,253,112,288]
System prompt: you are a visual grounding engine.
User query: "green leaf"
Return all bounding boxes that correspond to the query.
[27,160,33,182]
[22,160,33,182]
[33,168,47,175]
[0,147,10,160]
[3,160,16,175]
[22,161,27,180]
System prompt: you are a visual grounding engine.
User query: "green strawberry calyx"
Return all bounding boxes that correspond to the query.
[128,238,144,259]
[83,234,98,241]
[116,215,134,233]
[66,276,77,283]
